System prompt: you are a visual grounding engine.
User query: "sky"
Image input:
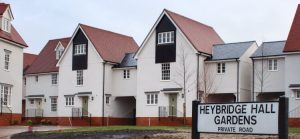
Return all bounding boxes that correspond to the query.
[3,0,300,54]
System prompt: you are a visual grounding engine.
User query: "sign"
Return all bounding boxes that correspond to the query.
[191,98,289,139]
[198,102,278,134]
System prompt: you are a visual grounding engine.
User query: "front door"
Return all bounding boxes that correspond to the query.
[36,99,42,109]
[169,94,177,117]
[82,97,89,116]
[36,99,43,117]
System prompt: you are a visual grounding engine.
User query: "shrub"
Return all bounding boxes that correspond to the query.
[27,120,33,126]
[11,120,19,125]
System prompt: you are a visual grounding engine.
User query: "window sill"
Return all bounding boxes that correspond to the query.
[268,70,278,72]
[146,104,158,106]
[52,84,58,86]
[3,69,9,72]
[74,54,86,56]
[160,80,170,82]
[65,105,74,107]
[216,73,225,75]
[157,42,175,45]
[123,78,130,80]
[76,85,83,87]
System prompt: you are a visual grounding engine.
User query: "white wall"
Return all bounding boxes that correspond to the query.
[58,40,105,117]
[285,54,300,111]
[0,41,23,114]
[111,68,137,97]
[136,29,200,118]
[253,58,285,94]
[25,74,58,117]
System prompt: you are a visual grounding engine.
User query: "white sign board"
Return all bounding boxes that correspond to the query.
[198,102,279,134]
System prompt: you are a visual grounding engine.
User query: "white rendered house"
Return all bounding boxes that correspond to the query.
[134,9,224,126]
[0,3,28,125]
[24,37,70,124]
[250,41,286,101]
[56,24,138,126]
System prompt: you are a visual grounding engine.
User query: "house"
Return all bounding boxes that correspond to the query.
[284,4,300,119]
[24,37,70,124]
[0,3,28,125]
[205,41,258,103]
[134,9,224,126]
[56,24,138,126]
[250,41,286,101]
[22,53,37,119]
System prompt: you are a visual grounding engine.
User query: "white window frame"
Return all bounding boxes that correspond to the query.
[268,59,278,71]
[146,93,158,105]
[29,99,34,105]
[76,70,83,85]
[74,44,86,55]
[51,74,58,85]
[217,63,226,74]
[2,18,9,32]
[158,31,175,44]
[123,70,130,79]
[161,63,170,81]
[65,96,74,106]
[296,90,300,100]
[56,49,64,60]
[1,85,11,107]
[50,97,57,112]
[4,50,11,70]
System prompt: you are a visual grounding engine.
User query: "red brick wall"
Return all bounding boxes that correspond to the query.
[23,117,58,125]
[136,117,192,126]
[289,118,300,127]
[58,117,135,126]
[0,113,22,126]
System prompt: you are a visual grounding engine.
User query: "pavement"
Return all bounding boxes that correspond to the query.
[0,126,74,139]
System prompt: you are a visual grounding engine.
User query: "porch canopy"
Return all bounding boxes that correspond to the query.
[25,94,44,99]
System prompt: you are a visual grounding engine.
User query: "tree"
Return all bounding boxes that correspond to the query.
[198,62,217,103]
[173,44,196,125]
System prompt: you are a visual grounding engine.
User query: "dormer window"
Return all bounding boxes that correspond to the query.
[74,44,86,55]
[56,49,64,60]
[2,18,10,32]
[158,31,174,45]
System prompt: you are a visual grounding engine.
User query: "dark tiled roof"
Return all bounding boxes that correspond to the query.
[251,41,285,58]
[165,9,224,54]
[209,41,256,60]
[0,3,9,15]
[25,37,71,74]
[114,53,137,68]
[284,5,300,52]
[80,24,139,63]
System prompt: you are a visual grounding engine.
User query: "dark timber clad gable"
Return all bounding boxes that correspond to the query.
[72,29,88,70]
[155,15,176,63]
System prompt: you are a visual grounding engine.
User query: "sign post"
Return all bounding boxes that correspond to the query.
[192,97,288,139]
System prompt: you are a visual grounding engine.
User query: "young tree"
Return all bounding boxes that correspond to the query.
[173,44,196,125]
[198,62,217,103]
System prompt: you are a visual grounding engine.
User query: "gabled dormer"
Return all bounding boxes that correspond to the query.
[55,42,65,60]
[0,3,14,33]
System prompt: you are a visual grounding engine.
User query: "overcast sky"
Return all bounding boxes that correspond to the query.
[3,0,300,54]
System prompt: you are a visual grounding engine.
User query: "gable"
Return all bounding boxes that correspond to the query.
[284,5,300,53]
[72,28,88,70]
[155,15,177,63]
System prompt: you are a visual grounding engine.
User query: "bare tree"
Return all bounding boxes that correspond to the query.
[198,62,217,103]
[173,44,196,125]
[254,44,270,100]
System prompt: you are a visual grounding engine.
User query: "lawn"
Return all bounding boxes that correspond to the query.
[46,126,191,134]
[289,127,300,133]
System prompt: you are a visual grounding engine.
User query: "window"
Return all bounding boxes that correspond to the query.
[105,96,110,104]
[35,76,38,82]
[4,50,11,70]
[123,70,130,79]
[161,63,170,81]
[65,96,74,106]
[146,93,158,105]
[51,97,57,111]
[51,74,58,85]
[217,63,226,74]
[0,85,11,106]
[74,44,86,55]
[24,78,26,86]
[268,59,278,71]
[76,70,83,85]
[2,18,9,32]
[56,50,64,60]
[29,99,34,104]
[158,31,175,44]
[296,90,300,99]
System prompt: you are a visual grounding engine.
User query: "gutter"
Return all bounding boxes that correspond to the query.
[102,62,106,125]
[251,58,255,101]
[236,58,240,102]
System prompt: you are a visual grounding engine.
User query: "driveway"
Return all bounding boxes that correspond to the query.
[0,126,74,139]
